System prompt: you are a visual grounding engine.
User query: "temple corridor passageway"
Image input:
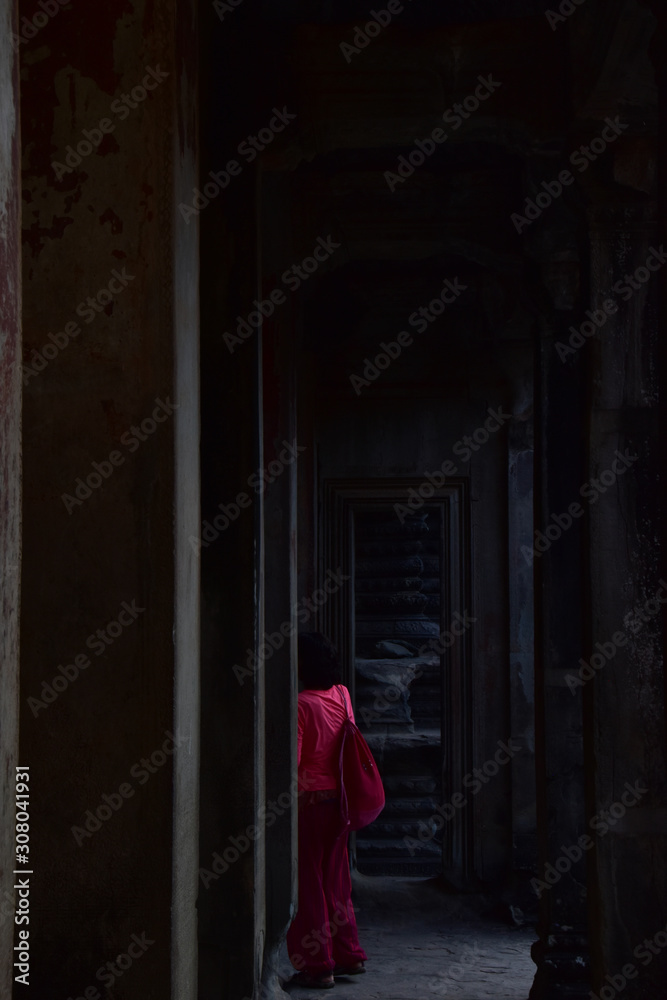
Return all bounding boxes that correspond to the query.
[3,1,666,999]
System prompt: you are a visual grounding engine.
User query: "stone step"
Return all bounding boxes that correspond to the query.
[355,516,431,538]
[408,681,441,696]
[355,617,441,640]
[356,593,430,614]
[356,556,426,576]
[377,796,440,817]
[380,773,440,797]
[355,654,438,673]
[362,816,442,839]
[357,709,440,730]
[366,730,441,753]
[355,857,442,877]
[356,837,441,859]
[355,555,440,578]
[404,717,440,730]
[357,538,440,557]
[355,576,424,593]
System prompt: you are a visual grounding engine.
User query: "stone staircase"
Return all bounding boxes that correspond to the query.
[353,509,444,876]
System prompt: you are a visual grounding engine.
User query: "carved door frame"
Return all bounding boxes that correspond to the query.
[319,478,473,883]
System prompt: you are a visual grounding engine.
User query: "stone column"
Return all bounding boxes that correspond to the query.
[586,201,667,999]
[172,1,200,995]
[259,174,299,993]
[0,1,21,995]
[197,14,270,989]
[197,157,264,997]
[530,314,590,999]
[507,375,537,878]
[18,1,199,994]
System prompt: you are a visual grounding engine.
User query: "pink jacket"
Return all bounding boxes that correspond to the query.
[297,685,355,792]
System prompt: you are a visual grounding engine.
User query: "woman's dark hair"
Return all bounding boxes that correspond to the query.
[298,632,342,690]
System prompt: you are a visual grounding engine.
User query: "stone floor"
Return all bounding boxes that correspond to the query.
[278,875,537,1000]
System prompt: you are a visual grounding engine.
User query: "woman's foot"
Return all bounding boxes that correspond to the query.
[333,961,365,976]
[290,970,335,989]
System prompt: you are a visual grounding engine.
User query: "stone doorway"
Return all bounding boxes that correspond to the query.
[319,479,474,886]
[353,505,444,877]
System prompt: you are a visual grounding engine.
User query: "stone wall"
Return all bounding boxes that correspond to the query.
[0,0,22,996]
[17,1,199,996]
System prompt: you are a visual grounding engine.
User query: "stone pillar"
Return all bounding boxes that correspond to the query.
[18,1,199,995]
[0,1,21,995]
[259,174,299,993]
[586,202,667,999]
[530,315,590,999]
[196,13,268,981]
[172,1,200,995]
[197,162,264,998]
[507,376,537,878]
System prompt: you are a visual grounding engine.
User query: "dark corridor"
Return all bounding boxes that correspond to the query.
[5,1,667,999]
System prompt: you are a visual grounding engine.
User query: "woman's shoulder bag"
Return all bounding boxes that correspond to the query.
[336,685,385,832]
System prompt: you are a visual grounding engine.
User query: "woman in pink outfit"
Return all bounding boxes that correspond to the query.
[287,632,368,989]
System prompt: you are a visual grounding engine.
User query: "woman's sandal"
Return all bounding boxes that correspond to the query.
[290,970,335,989]
[333,962,366,976]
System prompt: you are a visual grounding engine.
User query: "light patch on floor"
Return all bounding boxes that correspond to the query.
[279,875,536,1000]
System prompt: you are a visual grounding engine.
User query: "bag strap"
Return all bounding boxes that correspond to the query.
[335,686,350,834]
[336,684,351,721]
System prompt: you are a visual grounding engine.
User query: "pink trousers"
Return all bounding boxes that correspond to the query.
[287,798,367,975]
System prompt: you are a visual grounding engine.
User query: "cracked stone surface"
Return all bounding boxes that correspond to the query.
[278,875,537,1000]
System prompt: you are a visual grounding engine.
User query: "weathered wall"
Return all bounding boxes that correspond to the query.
[528,3,666,997]
[18,1,198,996]
[587,202,666,997]
[0,0,21,996]
[171,1,200,997]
